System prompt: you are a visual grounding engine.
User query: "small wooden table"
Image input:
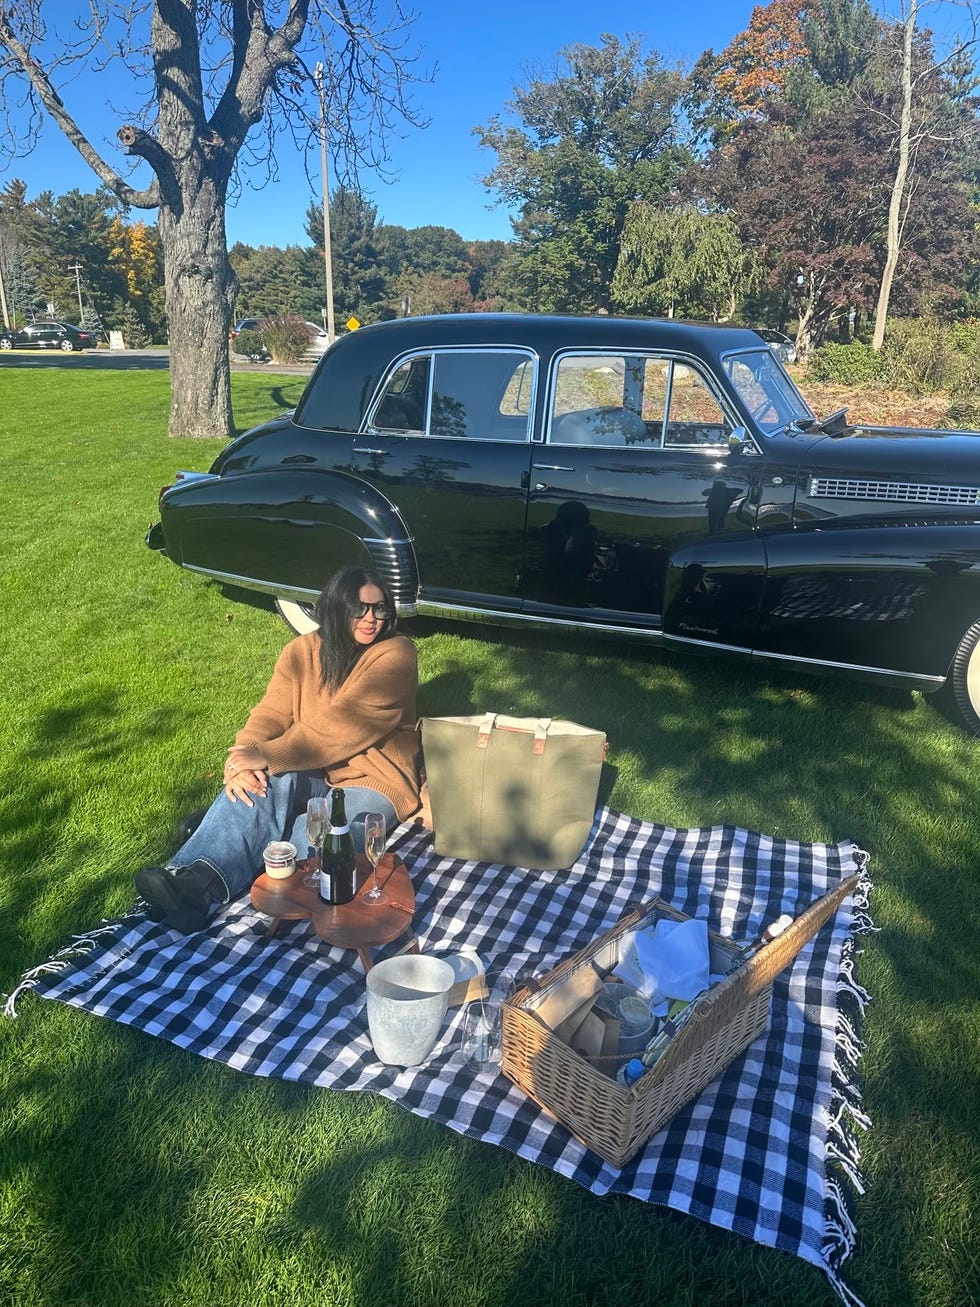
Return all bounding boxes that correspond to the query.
[250,852,418,972]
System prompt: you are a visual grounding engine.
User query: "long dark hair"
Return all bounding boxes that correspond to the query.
[314,566,398,692]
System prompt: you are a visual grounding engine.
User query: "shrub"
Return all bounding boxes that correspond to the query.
[875,318,980,395]
[808,342,886,385]
[234,328,268,361]
[943,394,980,430]
[260,314,313,364]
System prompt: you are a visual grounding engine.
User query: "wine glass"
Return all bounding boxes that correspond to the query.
[362,811,387,904]
[303,796,329,888]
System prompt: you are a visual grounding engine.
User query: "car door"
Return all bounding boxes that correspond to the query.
[521,349,767,641]
[350,347,537,610]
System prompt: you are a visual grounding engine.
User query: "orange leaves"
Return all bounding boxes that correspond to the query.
[712,0,809,116]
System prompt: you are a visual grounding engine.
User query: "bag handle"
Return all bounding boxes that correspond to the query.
[476,712,497,749]
[476,713,556,753]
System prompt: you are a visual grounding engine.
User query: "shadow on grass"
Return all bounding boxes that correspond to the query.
[0,688,217,979]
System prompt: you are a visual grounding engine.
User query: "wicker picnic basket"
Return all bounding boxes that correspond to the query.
[501,874,858,1167]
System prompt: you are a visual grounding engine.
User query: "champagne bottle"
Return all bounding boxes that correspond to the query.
[726,913,794,971]
[319,788,357,905]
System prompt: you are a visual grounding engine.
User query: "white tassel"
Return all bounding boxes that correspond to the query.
[822,1176,868,1307]
[1,907,146,1018]
[2,959,73,1017]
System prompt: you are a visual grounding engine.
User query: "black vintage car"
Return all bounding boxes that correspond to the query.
[147,313,980,732]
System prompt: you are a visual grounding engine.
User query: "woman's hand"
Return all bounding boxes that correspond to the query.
[223,746,269,807]
[223,768,267,807]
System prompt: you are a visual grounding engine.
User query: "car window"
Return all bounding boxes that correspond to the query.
[369,349,534,441]
[723,349,812,435]
[548,352,731,448]
[663,363,732,447]
[372,356,430,432]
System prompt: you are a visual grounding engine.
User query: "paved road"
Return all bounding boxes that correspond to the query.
[0,348,314,375]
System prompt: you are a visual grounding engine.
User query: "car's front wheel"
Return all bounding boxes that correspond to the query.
[945,619,980,734]
[0,338,11,350]
[275,597,319,635]
[60,340,75,352]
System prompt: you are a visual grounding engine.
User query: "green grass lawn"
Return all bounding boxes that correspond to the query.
[1,368,978,1307]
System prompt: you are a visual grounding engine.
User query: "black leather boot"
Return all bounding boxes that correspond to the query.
[135,861,225,933]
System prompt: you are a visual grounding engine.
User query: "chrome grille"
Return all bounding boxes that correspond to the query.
[808,476,980,506]
[363,536,419,609]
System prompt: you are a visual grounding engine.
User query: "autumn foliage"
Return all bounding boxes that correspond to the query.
[709,0,810,116]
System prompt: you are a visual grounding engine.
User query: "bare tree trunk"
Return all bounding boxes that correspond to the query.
[158,188,236,439]
[872,0,916,352]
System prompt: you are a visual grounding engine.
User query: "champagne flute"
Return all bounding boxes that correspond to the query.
[303,795,329,888]
[362,811,387,904]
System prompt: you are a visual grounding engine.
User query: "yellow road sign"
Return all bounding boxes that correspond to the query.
[346,316,361,331]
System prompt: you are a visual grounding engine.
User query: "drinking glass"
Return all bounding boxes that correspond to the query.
[362,811,387,904]
[303,796,329,888]
[459,999,502,1072]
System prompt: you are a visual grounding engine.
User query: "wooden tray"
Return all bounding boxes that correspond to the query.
[251,852,417,970]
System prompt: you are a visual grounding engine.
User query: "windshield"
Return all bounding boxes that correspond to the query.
[722,349,814,436]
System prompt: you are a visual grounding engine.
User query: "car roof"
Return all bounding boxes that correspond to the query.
[350,312,765,355]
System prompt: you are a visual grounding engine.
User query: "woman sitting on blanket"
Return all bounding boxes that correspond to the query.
[135,566,420,933]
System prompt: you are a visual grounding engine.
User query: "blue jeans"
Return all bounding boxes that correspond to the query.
[169,770,399,902]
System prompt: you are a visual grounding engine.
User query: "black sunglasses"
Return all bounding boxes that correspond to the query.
[354,601,390,619]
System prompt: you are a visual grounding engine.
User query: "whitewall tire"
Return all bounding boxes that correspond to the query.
[274,597,319,635]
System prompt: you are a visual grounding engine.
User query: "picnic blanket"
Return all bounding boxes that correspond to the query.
[5,807,873,1306]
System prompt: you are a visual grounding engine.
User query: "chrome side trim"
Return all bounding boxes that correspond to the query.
[416,599,663,642]
[179,576,945,689]
[751,645,944,687]
[180,562,421,616]
[660,633,753,655]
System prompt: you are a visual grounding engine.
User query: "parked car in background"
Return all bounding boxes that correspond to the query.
[230,318,329,356]
[754,328,798,365]
[0,321,95,351]
[148,312,980,733]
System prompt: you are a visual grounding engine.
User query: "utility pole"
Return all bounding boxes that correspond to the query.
[313,62,336,345]
[68,261,84,323]
[0,258,9,330]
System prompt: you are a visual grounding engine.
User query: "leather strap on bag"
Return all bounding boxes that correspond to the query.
[476,712,497,748]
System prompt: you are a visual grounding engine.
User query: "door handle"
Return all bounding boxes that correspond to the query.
[531,463,573,472]
[353,446,386,456]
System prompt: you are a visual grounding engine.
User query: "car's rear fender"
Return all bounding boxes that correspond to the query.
[158,467,419,608]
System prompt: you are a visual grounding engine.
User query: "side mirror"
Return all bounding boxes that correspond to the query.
[728,426,750,454]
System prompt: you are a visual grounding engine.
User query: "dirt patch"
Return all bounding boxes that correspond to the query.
[792,372,951,429]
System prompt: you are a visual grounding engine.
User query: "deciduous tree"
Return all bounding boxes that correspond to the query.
[0,2,423,437]
[476,35,690,312]
[611,204,759,321]
[869,1,980,348]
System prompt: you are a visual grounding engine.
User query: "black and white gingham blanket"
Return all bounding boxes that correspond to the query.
[5,808,872,1306]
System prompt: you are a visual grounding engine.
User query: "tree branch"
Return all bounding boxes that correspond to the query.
[0,14,159,208]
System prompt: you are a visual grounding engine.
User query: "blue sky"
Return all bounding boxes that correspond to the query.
[2,2,756,245]
[0,1,908,247]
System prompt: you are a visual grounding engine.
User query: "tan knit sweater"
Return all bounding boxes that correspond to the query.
[234,632,421,820]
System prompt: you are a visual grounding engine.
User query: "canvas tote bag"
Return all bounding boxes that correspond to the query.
[420,713,607,870]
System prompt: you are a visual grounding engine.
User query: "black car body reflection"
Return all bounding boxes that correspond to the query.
[147,314,980,731]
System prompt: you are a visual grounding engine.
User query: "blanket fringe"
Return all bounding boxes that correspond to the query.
[1,905,143,1019]
[820,849,873,1307]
